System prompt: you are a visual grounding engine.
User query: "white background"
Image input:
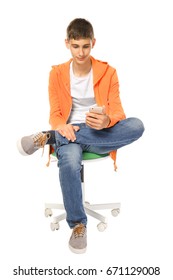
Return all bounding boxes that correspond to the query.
[0,0,173,279]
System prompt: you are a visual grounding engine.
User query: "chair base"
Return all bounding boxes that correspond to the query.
[45,159,121,232]
[45,201,121,232]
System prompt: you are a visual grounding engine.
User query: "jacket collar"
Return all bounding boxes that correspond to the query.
[91,56,109,85]
[53,56,109,86]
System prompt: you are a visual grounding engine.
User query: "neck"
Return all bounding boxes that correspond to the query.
[72,59,92,77]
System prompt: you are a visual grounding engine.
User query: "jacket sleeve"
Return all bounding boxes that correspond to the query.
[106,69,126,128]
[48,68,67,129]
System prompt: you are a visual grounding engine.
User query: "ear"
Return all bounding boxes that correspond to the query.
[65,39,70,49]
[92,38,96,48]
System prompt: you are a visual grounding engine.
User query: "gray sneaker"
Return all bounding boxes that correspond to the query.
[17,132,50,156]
[69,223,87,254]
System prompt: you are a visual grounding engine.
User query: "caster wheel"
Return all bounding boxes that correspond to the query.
[50,222,59,231]
[111,208,120,217]
[45,208,53,217]
[97,222,107,232]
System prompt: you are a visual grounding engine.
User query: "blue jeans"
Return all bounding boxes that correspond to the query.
[54,117,144,228]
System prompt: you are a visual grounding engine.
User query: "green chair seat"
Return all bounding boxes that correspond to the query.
[82,152,109,160]
[51,151,108,160]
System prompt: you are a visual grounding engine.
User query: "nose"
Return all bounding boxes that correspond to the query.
[78,47,84,57]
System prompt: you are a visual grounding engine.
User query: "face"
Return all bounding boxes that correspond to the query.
[65,38,96,65]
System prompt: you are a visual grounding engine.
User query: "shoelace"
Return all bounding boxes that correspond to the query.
[33,132,50,156]
[73,224,85,238]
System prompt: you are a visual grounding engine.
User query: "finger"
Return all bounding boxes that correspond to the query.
[73,125,80,132]
[86,122,101,130]
[57,129,66,137]
[86,115,101,124]
[86,112,98,119]
[86,118,102,129]
[68,125,80,141]
[65,127,76,141]
[57,127,75,141]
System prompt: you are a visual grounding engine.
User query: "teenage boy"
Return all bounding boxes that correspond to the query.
[17,18,144,254]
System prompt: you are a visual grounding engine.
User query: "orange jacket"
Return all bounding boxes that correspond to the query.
[48,56,126,169]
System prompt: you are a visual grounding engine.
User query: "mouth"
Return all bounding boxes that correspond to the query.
[76,57,85,61]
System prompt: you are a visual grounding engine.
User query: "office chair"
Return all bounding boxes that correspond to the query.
[45,151,121,232]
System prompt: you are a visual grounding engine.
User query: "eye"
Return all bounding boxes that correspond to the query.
[72,45,79,48]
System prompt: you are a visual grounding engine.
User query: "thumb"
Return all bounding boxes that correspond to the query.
[73,125,80,132]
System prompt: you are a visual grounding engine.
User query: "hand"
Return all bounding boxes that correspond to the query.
[86,107,110,130]
[56,124,80,141]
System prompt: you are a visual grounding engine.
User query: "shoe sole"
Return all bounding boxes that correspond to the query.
[16,139,29,156]
[69,244,87,254]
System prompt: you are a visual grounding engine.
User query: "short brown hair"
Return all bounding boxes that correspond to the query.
[66,18,94,40]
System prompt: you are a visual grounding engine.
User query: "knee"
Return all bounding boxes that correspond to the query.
[129,117,145,137]
[57,144,82,170]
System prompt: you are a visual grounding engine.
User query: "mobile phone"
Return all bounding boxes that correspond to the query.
[89,106,104,114]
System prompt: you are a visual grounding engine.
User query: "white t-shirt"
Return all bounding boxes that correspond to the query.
[68,62,96,124]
